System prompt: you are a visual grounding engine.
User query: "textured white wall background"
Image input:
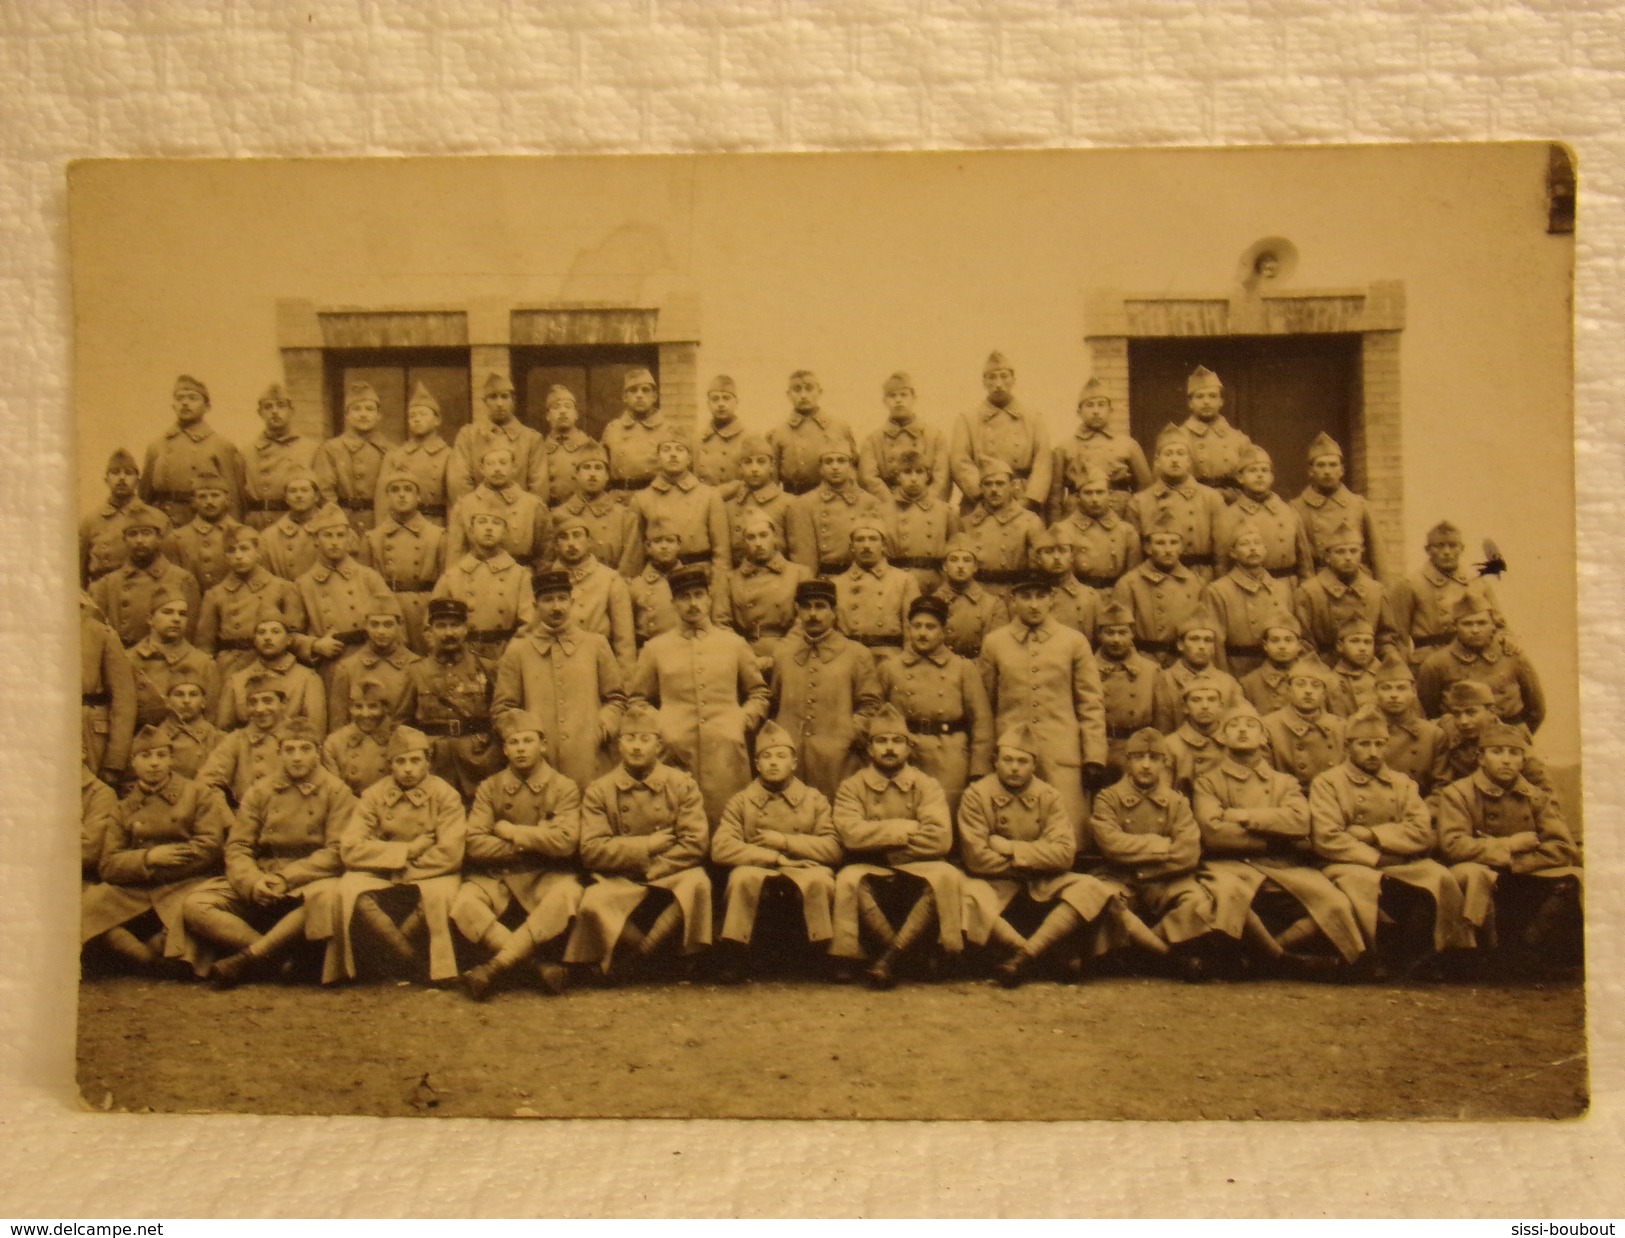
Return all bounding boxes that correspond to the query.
[2,0,1622,1218]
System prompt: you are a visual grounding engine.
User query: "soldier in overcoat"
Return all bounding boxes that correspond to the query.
[81,448,174,585]
[1048,378,1151,521]
[1176,366,1253,500]
[242,384,319,530]
[448,372,548,505]
[140,374,246,527]
[1290,432,1384,579]
[374,383,451,526]
[312,380,389,537]
[195,525,306,679]
[1124,425,1227,581]
[858,372,951,502]
[769,370,859,497]
[1202,522,1297,677]
[930,534,1008,659]
[396,597,503,803]
[947,351,1053,513]
[359,470,445,655]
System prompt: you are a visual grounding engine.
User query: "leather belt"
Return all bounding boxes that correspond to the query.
[337,497,373,512]
[1077,573,1120,590]
[1109,478,1135,492]
[1181,553,1216,568]
[331,630,368,646]
[419,504,447,518]
[214,638,255,652]
[1106,725,1141,740]
[976,568,1027,584]
[1412,634,1451,649]
[816,560,852,576]
[782,480,817,496]
[604,477,653,492]
[417,718,490,738]
[468,626,518,643]
[676,551,712,567]
[1225,643,1264,658]
[1265,566,1298,580]
[387,582,435,593]
[1197,474,1238,489]
[850,634,903,649]
[893,555,944,570]
[1139,639,1176,656]
[243,498,289,513]
[146,489,193,505]
[907,718,967,736]
[81,692,111,707]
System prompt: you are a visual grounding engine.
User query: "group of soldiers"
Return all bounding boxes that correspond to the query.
[76,354,1580,998]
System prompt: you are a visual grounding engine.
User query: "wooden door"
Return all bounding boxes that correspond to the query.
[512,346,660,441]
[326,348,471,443]
[1127,334,1362,497]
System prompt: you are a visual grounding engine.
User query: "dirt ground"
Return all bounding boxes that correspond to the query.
[77,970,1586,1122]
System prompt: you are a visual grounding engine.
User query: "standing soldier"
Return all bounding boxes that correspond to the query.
[710,722,843,981]
[1176,366,1253,501]
[453,709,585,1000]
[81,449,173,586]
[629,566,771,825]
[242,384,318,530]
[1324,618,1380,717]
[89,513,201,648]
[1050,467,1140,599]
[216,610,325,735]
[621,437,731,595]
[1391,520,1503,667]
[375,383,452,527]
[127,591,219,728]
[1215,446,1316,581]
[784,444,895,577]
[1049,378,1150,521]
[325,595,421,733]
[1294,522,1401,661]
[962,724,1140,986]
[1290,432,1384,579]
[554,452,635,570]
[833,522,921,658]
[721,513,812,668]
[948,351,1053,515]
[1435,723,1582,972]
[169,472,242,594]
[725,434,794,565]
[1110,516,1204,666]
[1191,702,1367,971]
[1125,425,1228,581]
[887,452,959,592]
[260,469,338,583]
[552,512,636,673]
[446,445,551,568]
[320,726,465,985]
[1201,523,1296,676]
[930,534,1008,660]
[313,380,389,537]
[359,470,446,656]
[1416,588,1545,732]
[195,526,305,680]
[82,592,138,785]
[858,372,950,502]
[564,702,714,980]
[183,718,354,987]
[959,457,1045,598]
[431,511,536,663]
[599,366,669,502]
[769,369,859,497]
[199,674,290,806]
[293,504,393,692]
[979,568,1109,837]
[694,374,749,498]
[493,568,627,790]
[1263,661,1347,793]
[767,579,883,803]
[1238,613,1310,716]
[1373,651,1447,796]
[876,594,994,813]
[321,678,398,798]
[1308,706,1471,973]
[539,386,599,510]
[449,371,548,505]
[81,726,229,977]
[140,374,246,526]
[153,679,223,781]
[397,597,502,802]
[829,705,966,989]
[1150,608,1243,734]
[1032,526,1101,643]
[626,528,682,649]
[1094,600,1158,776]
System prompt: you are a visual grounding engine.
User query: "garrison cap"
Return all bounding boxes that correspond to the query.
[122,510,164,535]
[1098,599,1136,629]
[251,600,290,629]
[163,671,209,693]
[129,725,173,757]
[276,717,323,746]
[818,443,854,462]
[1177,607,1219,637]
[882,371,913,395]
[466,508,509,529]
[977,456,1015,481]
[551,511,591,537]
[707,374,737,395]
[1228,517,1267,546]
[1316,521,1363,552]
[982,351,1013,374]
[1124,727,1170,757]
[1426,520,1464,545]
[1155,422,1192,451]
[863,703,910,741]
[907,594,950,623]
[1078,376,1110,402]
[173,374,210,400]
[545,384,578,408]
[496,709,546,742]
[344,380,380,408]
[244,671,288,701]
[1306,431,1343,462]
[1443,680,1495,709]
[257,383,292,407]
[754,719,797,755]
[996,723,1041,756]
[145,587,188,616]
[737,433,774,460]
[645,524,682,544]
[1260,610,1302,638]
[386,726,431,759]
[667,565,711,597]
[1220,700,1264,728]
[794,579,837,606]
[1286,657,1330,684]
[350,676,389,703]
[622,366,656,390]
[1448,588,1496,622]
[572,445,610,469]
[1186,365,1222,394]
[532,568,573,598]
[1336,616,1375,639]
[482,371,515,396]
[1180,675,1228,701]
[305,505,352,534]
[1478,722,1529,751]
[406,382,440,414]
[190,470,229,495]
[1147,507,1186,537]
[224,523,261,548]
[1237,443,1273,470]
[363,592,404,621]
[1372,651,1415,685]
[893,449,929,472]
[943,532,980,560]
[1344,705,1390,741]
[656,432,693,453]
[1029,525,1066,552]
[620,701,663,736]
[106,448,140,473]
[426,597,469,624]
[282,464,319,488]
[381,469,422,494]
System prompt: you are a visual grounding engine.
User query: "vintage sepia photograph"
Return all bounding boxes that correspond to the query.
[70,145,1584,1122]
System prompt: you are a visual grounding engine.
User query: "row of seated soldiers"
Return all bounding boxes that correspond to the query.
[79,561,1579,996]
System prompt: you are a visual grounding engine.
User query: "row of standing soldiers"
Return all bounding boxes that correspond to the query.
[77,354,1574,992]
